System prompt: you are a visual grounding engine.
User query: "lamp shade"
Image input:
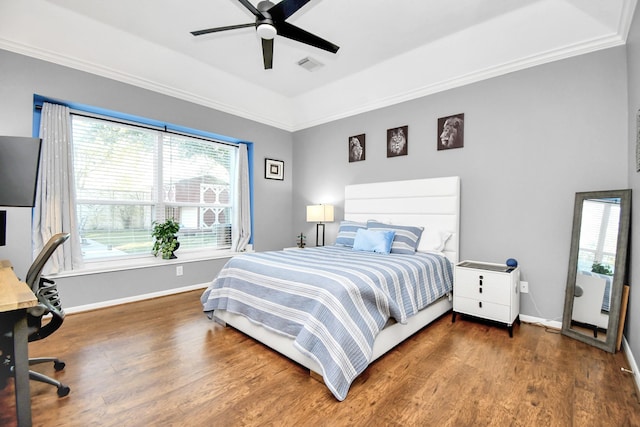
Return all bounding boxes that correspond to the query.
[306,204,334,223]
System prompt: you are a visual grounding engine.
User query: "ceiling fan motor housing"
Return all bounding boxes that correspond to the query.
[257,22,277,39]
[256,1,276,39]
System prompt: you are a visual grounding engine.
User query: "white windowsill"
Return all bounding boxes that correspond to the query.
[49,246,253,278]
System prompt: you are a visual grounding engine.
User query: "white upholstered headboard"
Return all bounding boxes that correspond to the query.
[344,176,460,263]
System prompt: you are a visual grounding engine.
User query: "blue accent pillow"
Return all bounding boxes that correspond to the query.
[352,229,396,254]
[366,220,424,255]
[335,220,367,247]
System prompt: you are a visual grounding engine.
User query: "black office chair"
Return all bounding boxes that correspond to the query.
[0,232,71,397]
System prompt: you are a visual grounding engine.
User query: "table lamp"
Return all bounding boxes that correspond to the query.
[306,204,334,246]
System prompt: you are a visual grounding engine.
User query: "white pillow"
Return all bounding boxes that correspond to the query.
[419,230,452,252]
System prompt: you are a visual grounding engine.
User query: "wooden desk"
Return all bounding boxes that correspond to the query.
[1,260,37,427]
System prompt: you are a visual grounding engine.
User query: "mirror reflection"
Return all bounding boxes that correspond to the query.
[570,197,620,341]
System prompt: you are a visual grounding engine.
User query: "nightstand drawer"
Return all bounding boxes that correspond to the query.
[455,268,511,305]
[454,296,511,324]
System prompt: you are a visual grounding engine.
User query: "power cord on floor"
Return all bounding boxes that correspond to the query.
[521,321,561,334]
[521,283,563,334]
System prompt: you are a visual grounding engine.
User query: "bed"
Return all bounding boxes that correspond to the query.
[201,176,460,400]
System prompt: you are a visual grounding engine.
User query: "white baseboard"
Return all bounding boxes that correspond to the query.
[622,336,640,400]
[64,282,210,315]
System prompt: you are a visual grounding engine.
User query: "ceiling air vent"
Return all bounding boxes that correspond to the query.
[297,56,324,72]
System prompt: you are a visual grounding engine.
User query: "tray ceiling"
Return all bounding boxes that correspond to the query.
[0,0,635,130]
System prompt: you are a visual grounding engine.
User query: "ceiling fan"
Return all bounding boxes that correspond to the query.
[190,0,339,70]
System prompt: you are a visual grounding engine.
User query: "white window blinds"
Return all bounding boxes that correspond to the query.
[71,114,236,260]
[578,198,620,273]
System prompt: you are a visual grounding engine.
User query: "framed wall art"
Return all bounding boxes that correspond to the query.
[265,158,284,180]
[438,113,464,150]
[348,134,365,162]
[387,125,408,157]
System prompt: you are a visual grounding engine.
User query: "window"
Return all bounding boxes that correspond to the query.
[71,114,237,261]
[577,198,620,273]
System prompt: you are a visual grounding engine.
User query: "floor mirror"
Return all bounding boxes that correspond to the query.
[561,189,631,353]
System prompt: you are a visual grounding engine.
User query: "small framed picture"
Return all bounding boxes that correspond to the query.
[348,134,366,162]
[438,113,464,150]
[265,158,284,180]
[387,126,408,157]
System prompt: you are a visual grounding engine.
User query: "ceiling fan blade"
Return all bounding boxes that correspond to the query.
[268,0,312,22]
[238,0,264,18]
[262,38,274,69]
[191,23,255,36]
[277,21,339,53]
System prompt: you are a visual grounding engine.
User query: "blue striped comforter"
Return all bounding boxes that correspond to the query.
[201,246,453,401]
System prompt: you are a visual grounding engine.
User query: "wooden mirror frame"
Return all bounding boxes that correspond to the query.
[561,189,631,353]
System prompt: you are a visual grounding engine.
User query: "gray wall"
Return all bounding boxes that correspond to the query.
[0,42,636,345]
[292,47,629,324]
[0,49,293,307]
[627,6,640,364]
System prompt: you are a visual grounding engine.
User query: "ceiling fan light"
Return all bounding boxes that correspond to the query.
[257,23,277,40]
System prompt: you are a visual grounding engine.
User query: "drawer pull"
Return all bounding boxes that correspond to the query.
[479,279,483,286]
[479,287,483,294]
[479,301,482,308]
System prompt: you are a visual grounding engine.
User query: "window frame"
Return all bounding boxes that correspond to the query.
[33,94,254,269]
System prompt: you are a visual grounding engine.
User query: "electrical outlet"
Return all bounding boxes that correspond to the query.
[176,265,183,276]
[520,281,529,293]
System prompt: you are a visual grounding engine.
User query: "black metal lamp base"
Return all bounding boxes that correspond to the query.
[316,223,325,246]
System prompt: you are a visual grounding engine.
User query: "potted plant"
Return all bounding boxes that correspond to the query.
[591,261,613,276]
[296,232,306,248]
[152,218,180,259]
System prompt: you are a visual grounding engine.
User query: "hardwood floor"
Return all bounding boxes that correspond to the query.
[1,289,638,427]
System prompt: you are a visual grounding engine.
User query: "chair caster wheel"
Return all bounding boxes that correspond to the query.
[54,361,65,371]
[57,385,70,397]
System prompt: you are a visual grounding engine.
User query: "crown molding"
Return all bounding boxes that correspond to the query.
[619,0,639,42]
[0,39,296,132]
[0,25,630,133]
[289,32,627,131]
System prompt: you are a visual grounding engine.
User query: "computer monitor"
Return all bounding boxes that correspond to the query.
[0,136,43,246]
[0,136,42,207]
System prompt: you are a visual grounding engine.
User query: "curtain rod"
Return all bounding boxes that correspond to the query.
[35,104,240,148]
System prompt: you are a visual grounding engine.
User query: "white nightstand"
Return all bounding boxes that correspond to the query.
[452,260,521,337]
